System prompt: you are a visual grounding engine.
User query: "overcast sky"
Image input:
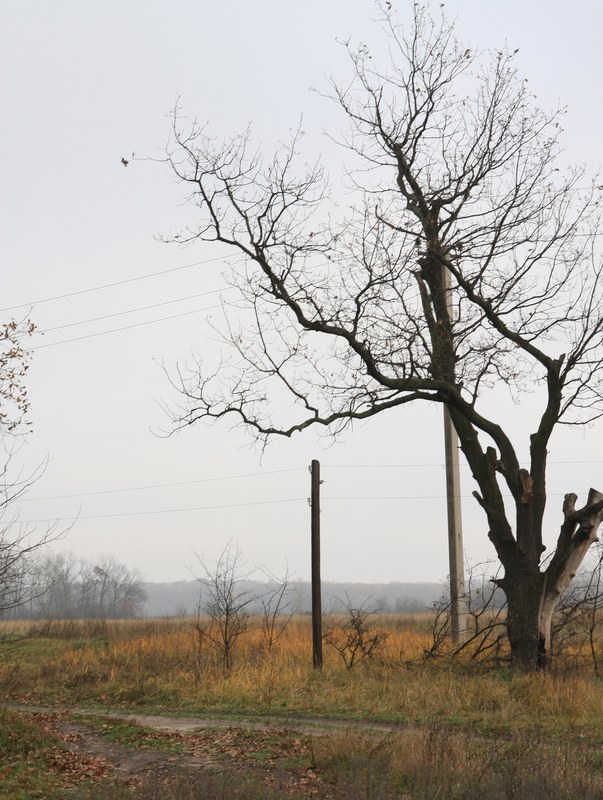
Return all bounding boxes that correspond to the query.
[2,0,602,586]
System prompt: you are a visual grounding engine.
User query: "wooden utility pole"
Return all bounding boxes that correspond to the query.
[310,459,323,668]
[442,266,467,644]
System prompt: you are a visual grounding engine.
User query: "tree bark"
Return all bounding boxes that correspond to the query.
[500,568,546,671]
[538,489,603,669]
[498,489,603,671]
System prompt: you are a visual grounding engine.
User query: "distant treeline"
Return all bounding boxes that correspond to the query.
[6,553,146,620]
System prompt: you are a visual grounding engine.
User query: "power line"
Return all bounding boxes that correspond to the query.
[20,468,306,503]
[31,302,229,350]
[3,255,335,315]
[324,495,452,500]
[537,460,603,465]
[322,492,588,501]
[17,490,584,525]
[32,286,603,351]
[18,462,602,504]
[7,232,601,316]
[325,463,447,468]
[26,268,603,351]
[0,255,230,313]
[18,497,305,524]
[39,287,233,334]
[325,460,603,468]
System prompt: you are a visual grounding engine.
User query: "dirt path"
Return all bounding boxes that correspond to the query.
[19,706,359,798]
[16,703,408,736]
[78,707,407,735]
[29,711,224,792]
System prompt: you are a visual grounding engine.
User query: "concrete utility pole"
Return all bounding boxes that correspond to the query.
[443,408,467,642]
[310,459,323,668]
[442,266,467,643]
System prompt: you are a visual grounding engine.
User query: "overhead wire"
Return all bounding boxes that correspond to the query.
[6,226,602,317]
[17,497,306,524]
[0,255,231,313]
[30,302,229,350]
[3,254,337,316]
[20,467,306,503]
[326,460,603,467]
[16,462,602,511]
[39,287,235,334]
[7,235,602,352]
[16,489,590,526]
[324,492,581,500]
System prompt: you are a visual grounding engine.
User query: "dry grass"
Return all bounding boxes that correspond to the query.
[72,724,603,800]
[314,725,603,799]
[3,615,603,799]
[2,613,603,739]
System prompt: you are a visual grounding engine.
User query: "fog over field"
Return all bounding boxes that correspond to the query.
[142,580,445,617]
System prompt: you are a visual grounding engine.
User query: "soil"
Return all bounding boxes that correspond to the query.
[19,706,376,798]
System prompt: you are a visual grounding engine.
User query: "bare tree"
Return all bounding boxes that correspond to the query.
[21,551,82,619]
[162,5,603,671]
[194,542,256,671]
[103,558,147,618]
[428,554,603,673]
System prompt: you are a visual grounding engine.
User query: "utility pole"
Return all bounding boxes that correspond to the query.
[310,459,323,668]
[442,266,467,644]
[443,409,466,642]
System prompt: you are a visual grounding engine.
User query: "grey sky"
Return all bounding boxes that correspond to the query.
[2,0,602,585]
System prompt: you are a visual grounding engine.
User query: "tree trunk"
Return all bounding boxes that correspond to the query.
[537,593,557,670]
[501,489,603,671]
[538,489,603,669]
[501,568,546,671]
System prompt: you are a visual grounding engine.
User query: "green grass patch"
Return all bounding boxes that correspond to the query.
[0,709,71,799]
[71,714,186,752]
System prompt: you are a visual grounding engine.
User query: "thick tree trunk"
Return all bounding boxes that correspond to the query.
[501,489,603,671]
[501,569,546,671]
[538,489,603,669]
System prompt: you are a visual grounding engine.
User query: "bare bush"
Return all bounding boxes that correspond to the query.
[426,562,507,667]
[325,597,390,669]
[427,554,603,672]
[552,544,603,673]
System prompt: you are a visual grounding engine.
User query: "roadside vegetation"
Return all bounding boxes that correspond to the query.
[2,613,603,730]
[3,612,603,798]
[3,613,603,797]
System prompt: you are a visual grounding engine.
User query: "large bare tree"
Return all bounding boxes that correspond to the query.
[162,5,603,670]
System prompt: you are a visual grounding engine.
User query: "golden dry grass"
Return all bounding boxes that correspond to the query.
[1,613,603,739]
[4,615,603,798]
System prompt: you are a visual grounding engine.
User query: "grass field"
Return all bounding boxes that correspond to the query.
[2,614,603,798]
